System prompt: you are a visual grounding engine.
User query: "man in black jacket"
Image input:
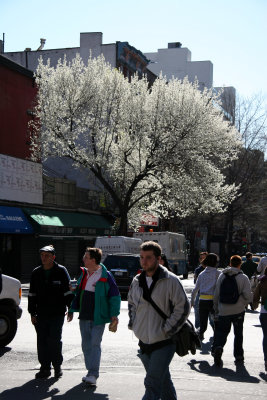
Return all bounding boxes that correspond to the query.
[28,245,73,379]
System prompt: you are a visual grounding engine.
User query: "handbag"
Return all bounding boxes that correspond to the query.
[147,296,201,357]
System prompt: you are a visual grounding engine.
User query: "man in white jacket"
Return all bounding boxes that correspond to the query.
[212,255,253,367]
[128,241,190,400]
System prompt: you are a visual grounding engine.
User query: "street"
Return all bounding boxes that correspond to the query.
[0,277,266,399]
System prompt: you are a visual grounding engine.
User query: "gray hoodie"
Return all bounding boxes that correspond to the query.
[213,267,253,316]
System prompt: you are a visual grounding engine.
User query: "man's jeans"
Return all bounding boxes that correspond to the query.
[138,343,177,400]
[259,313,267,362]
[194,293,214,330]
[212,311,245,359]
[35,314,65,370]
[79,320,105,378]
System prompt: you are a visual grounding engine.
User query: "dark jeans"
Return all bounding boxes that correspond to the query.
[199,299,214,336]
[138,343,177,400]
[195,295,214,330]
[212,311,245,359]
[259,313,267,362]
[35,314,65,370]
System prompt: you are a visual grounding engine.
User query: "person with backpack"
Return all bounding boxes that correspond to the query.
[212,255,253,367]
[252,265,267,372]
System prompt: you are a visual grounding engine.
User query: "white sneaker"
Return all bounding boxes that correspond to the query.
[82,375,97,385]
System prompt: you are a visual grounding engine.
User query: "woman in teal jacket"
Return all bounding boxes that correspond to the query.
[67,247,121,385]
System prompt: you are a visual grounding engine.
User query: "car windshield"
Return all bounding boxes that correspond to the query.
[103,256,140,273]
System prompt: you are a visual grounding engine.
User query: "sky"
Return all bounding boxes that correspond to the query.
[1,0,267,101]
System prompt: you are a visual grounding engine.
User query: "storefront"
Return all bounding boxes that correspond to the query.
[0,206,113,279]
[0,206,34,278]
[21,208,113,278]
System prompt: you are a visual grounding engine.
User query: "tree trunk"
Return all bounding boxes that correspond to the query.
[117,210,128,236]
[226,204,234,258]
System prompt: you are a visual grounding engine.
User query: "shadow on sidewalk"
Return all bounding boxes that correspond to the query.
[0,379,109,400]
[51,382,109,399]
[0,378,59,400]
[188,359,260,383]
[0,347,11,357]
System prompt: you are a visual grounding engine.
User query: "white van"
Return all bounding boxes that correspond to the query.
[95,236,142,262]
[0,274,22,347]
[133,231,189,278]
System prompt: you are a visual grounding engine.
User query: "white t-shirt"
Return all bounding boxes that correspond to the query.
[84,267,102,292]
[146,276,153,289]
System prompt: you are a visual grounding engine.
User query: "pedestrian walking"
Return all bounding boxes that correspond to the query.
[67,247,121,385]
[212,255,253,367]
[191,253,220,340]
[257,255,267,277]
[241,252,258,310]
[252,265,267,372]
[241,252,258,280]
[128,241,190,400]
[193,251,210,329]
[159,253,171,271]
[28,245,73,379]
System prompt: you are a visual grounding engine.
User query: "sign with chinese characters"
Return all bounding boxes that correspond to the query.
[0,154,42,204]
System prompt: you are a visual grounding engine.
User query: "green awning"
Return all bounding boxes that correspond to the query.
[22,208,112,235]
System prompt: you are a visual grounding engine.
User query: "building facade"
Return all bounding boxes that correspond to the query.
[145,42,213,90]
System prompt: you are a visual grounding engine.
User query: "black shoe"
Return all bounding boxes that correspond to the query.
[54,367,63,378]
[35,369,51,379]
[214,347,223,367]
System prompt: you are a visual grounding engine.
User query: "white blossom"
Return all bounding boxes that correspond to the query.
[30,55,242,233]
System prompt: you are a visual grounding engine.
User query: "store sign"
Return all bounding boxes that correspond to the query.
[0,154,42,204]
[140,214,159,227]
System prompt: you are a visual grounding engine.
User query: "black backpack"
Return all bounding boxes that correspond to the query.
[219,272,241,304]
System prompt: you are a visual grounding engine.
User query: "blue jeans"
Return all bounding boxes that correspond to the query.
[259,313,267,362]
[138,343,177,400]
[212,312,245,359]
[79,320,105,378]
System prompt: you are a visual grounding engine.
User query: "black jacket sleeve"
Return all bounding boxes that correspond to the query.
[60,265,74,309]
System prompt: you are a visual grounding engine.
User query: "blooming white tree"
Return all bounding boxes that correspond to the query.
[30,54,241,234]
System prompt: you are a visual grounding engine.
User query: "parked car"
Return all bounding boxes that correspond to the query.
[103,253,142,298]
